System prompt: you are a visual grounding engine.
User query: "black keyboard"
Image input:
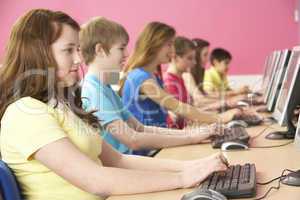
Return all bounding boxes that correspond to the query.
[233,114,263,126]
[201,164,257,199]
[211,127,250,148]
[242,99,264,106]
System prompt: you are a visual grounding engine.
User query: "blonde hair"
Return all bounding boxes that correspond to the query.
[119,21,176,94]
[79,17,129,65]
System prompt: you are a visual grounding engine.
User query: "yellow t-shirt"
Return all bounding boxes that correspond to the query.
[0,97,103,200]
[203,67,230,92]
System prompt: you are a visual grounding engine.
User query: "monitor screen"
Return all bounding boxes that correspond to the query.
[268,50,290,97]
[276,50,300,113]
[262,52,280,92]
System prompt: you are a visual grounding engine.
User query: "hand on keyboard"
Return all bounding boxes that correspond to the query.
[208,123,226,136]
[201,163,257,198]
[233,110,263,126]
[180,153,228,188]
[219,108,243,123]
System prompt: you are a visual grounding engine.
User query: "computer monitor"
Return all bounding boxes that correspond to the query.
[260,54,272,86]
[263,50,282,103]
[267,49,291,112]
[294,114,300,150]
[272,46,300,127]
[258,51,279,97]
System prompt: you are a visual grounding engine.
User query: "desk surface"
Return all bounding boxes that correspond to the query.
[107,123,300,200]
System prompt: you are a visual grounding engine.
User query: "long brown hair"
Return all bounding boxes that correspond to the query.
[119,21,176,95]
[0,9,100,128]
[174,36,196,56]
[191,38,210,93]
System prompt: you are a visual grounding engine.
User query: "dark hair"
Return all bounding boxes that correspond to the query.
[0,9,100,129]
[174,36,196,56]
[210,48,232,65]
[191,38,210,92]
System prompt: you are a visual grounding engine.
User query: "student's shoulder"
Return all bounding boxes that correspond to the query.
[128,67,152,79]
[7,97,48,111]
[204,67,217,78]
[2,97,55,122]
[81,75,109,94]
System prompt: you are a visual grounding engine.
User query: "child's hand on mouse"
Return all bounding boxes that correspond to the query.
[179,153,228,188]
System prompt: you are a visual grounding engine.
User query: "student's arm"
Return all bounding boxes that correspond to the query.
[182,72,216,106]
[100,140,227,173]
[35,138,227,196]
[100,140,184,171]
[106,119,214,150]
[140,79,219,124]
[126,116,222,137]
[140,80,240,124]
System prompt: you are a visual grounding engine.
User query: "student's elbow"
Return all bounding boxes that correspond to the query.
[89,185,111,199]
[125,139,141,151]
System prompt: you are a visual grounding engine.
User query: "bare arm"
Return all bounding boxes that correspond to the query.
[100,141,227,188]
[106,119,213,151]
[100,141,185,172]
[181,73,217,106]
[140,79,219,124]
[34,138,227,196]
[182,73,204,100]
[126,116,211,135]
[34,138,183,197]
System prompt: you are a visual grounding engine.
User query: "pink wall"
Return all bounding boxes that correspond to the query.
[0,0,298,74]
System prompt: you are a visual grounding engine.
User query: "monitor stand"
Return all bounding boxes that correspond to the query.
[266,113,296,140]
[282,170,300,186]
[265,131,295,140]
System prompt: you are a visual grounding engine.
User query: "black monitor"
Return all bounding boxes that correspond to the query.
[263,50,281,103]
[266,46,300,140]
[267,49,291,111]
[273,47,300,126]
[280,114,300,187]
[294,115,300,150]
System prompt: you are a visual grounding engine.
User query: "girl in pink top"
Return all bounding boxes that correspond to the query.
[164,36,196,129]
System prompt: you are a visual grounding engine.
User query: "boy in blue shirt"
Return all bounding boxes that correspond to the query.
[80,17,221,155]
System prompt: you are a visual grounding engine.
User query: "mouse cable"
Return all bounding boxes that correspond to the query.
[253,169,295,200]
[250,125,273,140]
[250,141,293,149]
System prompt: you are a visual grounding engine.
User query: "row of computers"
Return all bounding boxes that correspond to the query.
[191,46,300,199]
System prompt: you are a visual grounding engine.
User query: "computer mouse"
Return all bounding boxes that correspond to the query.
[181,189,227,200]
[221,141,249,151]
[237,101,249,107]
[281,170,300,186]
[227,120,248,128]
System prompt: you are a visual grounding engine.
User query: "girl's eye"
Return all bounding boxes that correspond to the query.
[64,48,73,53]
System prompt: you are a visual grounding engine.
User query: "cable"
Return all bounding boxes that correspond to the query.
[250,125,273,140]
[254,169,295,200]
[250,141,293,149]
[249,125,294,148]
[257,175,286,185]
